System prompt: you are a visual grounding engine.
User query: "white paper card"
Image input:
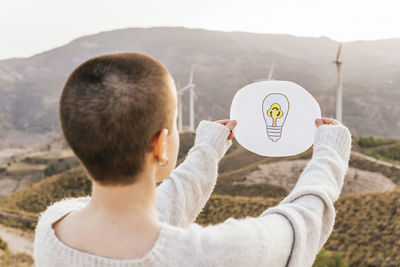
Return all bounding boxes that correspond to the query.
[230,80,321,157]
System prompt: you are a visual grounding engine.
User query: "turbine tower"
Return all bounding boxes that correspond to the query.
[177,82,184,132]
[177,66,196,132]
[189,66,195,132]
[333,43,343,122]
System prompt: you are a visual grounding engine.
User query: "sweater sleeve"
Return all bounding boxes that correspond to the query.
[155,120,232,228]
[181,124,351,267]
[258,124,352,267]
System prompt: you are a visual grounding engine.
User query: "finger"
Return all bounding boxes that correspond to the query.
[321,117,340,125]
[225,120,237,131]
[214,119,230,125]
[227,131,234,140]
[315,118,323,128]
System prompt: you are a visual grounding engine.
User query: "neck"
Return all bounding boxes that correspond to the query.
[85,171,160,226]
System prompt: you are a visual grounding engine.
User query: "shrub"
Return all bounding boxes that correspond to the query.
[313,249,348,267]
[376,145,400,161]
[0,236,7,251]
[357,136,397,149]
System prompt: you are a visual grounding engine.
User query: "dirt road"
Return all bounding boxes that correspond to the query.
[351,151,400,170]
[0,224,33,256]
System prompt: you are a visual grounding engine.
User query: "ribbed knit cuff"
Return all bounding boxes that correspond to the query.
[313,124,352,162]
[194,120,232,160]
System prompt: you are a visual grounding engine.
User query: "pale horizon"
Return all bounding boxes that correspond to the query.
[2,0,400,60]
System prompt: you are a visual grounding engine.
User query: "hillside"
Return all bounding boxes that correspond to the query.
[0,134,399,266]
[216,136,400,197]
[2,134,399,215]
[1,167,400,266]
[0,27,400,145]
[242,159,396,195]
[0,147,80,197]
[197,190,400,267]
[0,131,195,197]
[353,136,400,165]
[1,133,399,206]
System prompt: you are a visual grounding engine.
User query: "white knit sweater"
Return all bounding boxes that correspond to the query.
[33,119,351,267]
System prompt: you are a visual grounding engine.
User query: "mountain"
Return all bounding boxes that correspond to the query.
[0,27,399,142]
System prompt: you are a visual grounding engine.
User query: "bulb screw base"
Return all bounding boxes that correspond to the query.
[266,126,283,142]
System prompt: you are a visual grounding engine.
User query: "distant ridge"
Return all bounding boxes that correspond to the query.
[0,26,399,140]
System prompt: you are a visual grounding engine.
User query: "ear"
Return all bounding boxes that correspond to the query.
[152,128,168,161]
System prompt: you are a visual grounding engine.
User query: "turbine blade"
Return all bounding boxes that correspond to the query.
[189,65,194,84]
[179,84,190,92]
[336,43,342,61]
[267,62,275,80]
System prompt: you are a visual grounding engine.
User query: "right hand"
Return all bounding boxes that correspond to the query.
[315,117,341,128]
[213,119,237,140]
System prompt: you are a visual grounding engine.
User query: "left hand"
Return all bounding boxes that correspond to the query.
[213,119,237,140]
[315,117,341,128]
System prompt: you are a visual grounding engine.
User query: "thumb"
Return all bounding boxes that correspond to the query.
[226,120,237,131]
[315,118,323,128]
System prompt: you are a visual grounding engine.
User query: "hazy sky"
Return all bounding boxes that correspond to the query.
[1,0,399,60]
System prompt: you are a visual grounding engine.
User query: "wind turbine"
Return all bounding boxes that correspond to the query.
[333,43,343,122]
[177,66,196,132]
[253,62,276,82]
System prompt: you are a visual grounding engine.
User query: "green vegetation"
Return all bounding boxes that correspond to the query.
[312,249,348,267]
[21,157,47,164]
[325,190,400,266]
[0,167,91,215]
[357,136,397,149]
[22,155,81,177]
[0,167,6,174]
[354,136,400,164]
[196,195,280,225]
[0,218,36,233]
[213,182,287,198]
[375,145,400,161]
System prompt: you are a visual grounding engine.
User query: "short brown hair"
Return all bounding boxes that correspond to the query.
[59,52,176,186]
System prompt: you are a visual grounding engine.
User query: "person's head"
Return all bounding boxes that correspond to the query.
[59,52,179,186]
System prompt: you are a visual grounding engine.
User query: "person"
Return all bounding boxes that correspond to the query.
[33,52,351,267]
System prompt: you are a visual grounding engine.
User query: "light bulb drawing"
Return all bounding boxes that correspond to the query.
[262,93,289,142]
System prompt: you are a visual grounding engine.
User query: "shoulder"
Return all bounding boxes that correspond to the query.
[32,196,88,265]
[36,196,90,229]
